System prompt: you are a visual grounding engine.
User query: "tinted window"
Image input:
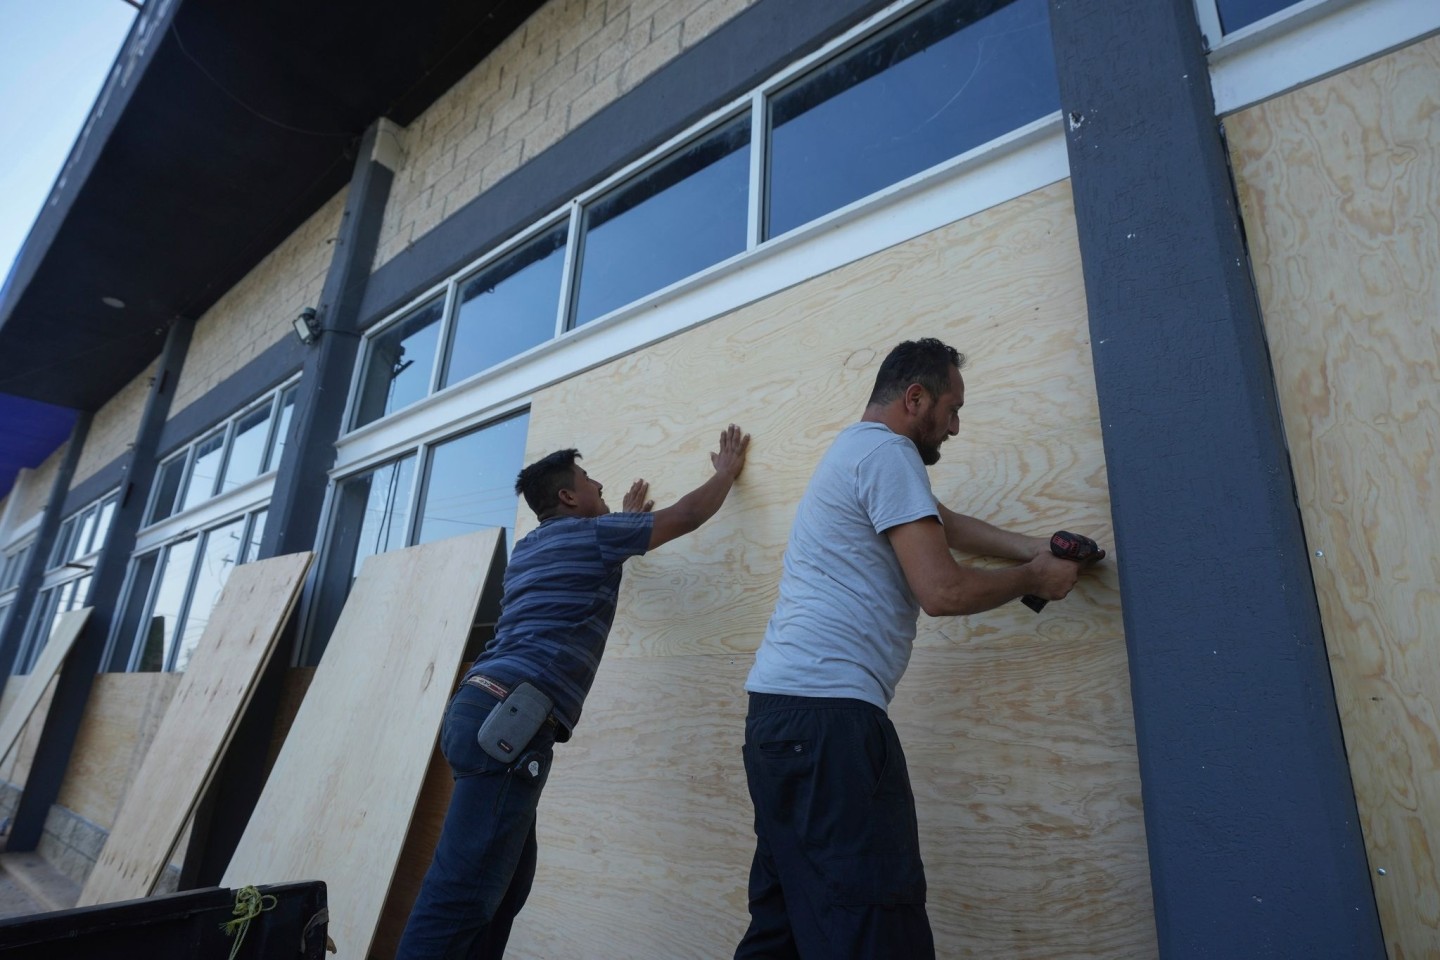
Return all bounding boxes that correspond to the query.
[354,299,444,428]
[91,496,118,555]
[446,227,567,387]
[573,116,750,327]
[150,455,187,524]
[222,404,272,493]
[344,456,417,579]
[767,0,1057,237]
[181,431,226,512]
[1217,0,1299,33]
[49,518,76,568]
[418,412,530,550]
[172,517,245,672]
[72,507,99,560]
[244,509,268,564]
[142,536,198,672]
[265,386,298,471]
[107,552,158,671]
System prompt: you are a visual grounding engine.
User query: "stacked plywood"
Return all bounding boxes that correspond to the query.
[223,529,502,960]
[0,609,91,764]
[79,552,313,906]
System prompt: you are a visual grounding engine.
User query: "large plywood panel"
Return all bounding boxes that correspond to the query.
[55,673,180,828]
[511,180,1154,958]
[0,609,90,766]
[79,551,314,906]
[222,529,501,960]
[1227,35,1440,960]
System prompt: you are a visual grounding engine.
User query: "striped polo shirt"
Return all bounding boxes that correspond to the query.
[465,511,653,737]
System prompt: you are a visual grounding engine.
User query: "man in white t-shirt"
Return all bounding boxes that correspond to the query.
[736,338,1104,959]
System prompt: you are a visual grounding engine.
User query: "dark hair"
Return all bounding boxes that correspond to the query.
[867,338,966,406]
[515,448,582,517]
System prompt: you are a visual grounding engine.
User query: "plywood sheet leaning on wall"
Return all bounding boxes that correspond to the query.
[79,551,314,906]
[1226,34,1440,960]
[0,608,91,765]
[222,529,502,960]
[509,179,1155,958]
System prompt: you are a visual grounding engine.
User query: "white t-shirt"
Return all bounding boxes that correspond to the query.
[747,421,939,710]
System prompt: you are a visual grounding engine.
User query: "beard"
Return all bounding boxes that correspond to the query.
[917,441,942,466]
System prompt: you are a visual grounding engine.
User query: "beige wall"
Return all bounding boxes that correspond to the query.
[70,359,158,490]
[1228,34,1440,960]
[374,0,759,266]
[169,187,347,420]
[484,179,1155,958]
[6,443,69,532]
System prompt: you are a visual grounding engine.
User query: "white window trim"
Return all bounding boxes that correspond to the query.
[134,470,275,555]
[1207,0,1440,115]
[335,117,1067,475]
[339,0,1063,458]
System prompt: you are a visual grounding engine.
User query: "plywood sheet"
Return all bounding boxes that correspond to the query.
[504,180,1154,958]
[79,551,314,906]
[56,673,180,828]
[0,608,91,766]
[1227,34,1440,960]
[222,529,501,960]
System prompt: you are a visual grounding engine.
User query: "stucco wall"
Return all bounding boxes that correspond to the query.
[70,359,158,490]
[6,443,69,530]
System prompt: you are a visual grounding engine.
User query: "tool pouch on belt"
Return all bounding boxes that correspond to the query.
[476,681,553,763]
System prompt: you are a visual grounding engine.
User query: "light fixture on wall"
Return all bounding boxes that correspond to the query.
[292,307,321,345]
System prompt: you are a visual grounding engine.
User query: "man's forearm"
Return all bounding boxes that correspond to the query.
[938,505,1043,560]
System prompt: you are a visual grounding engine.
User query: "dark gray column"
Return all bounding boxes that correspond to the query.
[1047,1,1385,957]
[0,414,92,678]
[8,319,192,851]
[180,118,401,887]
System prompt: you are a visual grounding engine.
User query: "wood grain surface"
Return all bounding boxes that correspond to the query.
[79,551,313,906]
[55,673,180,829]
[0,608,90,767]
[500,180,1155,958]
[221,530,501,960]
[1227,34,1440,960]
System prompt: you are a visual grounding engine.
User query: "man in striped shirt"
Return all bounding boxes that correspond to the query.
[398,424,750,960]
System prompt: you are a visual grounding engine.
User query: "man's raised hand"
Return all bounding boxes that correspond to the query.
[711,424,751,481]
[623,479,654,513]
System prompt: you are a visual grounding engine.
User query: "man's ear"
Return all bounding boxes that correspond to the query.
[903,383,927,413]
[556,487,579,508]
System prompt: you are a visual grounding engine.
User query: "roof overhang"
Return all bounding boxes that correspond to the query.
[0,0,544,498]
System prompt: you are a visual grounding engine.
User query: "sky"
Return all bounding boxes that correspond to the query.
[0,0,137,288]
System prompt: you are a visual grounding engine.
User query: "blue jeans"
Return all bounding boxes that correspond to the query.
[396,684,556,960]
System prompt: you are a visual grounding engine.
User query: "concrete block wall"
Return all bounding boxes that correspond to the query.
[5,444,69,532]
[169,186,349,420]
[374,0,759,266]
[70,359,159,490]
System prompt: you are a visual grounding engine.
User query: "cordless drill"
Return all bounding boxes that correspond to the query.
[1021,530,1102,613]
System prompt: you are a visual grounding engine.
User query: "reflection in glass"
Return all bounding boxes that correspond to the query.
[150,455,187,524]
[49,518,76,569]
[181,431,226,512]
[353,300,444,428]
[72,507,98,560]
[345,456,417,578]
[445,227,567,387]
[266,386,298,471]
[244,509,268,564]
[173,518,245,672]
[92,496,117,555]
[767,0,1057,237]
[142,536,198,672]
[418,412,530,550]
[573,116,750,327]
[16,588,58,673]
[108,552,158,671]
[1217,0,1298,33]
[222,404,272,493]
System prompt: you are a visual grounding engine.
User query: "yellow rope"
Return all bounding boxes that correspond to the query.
[221,885,278,960]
